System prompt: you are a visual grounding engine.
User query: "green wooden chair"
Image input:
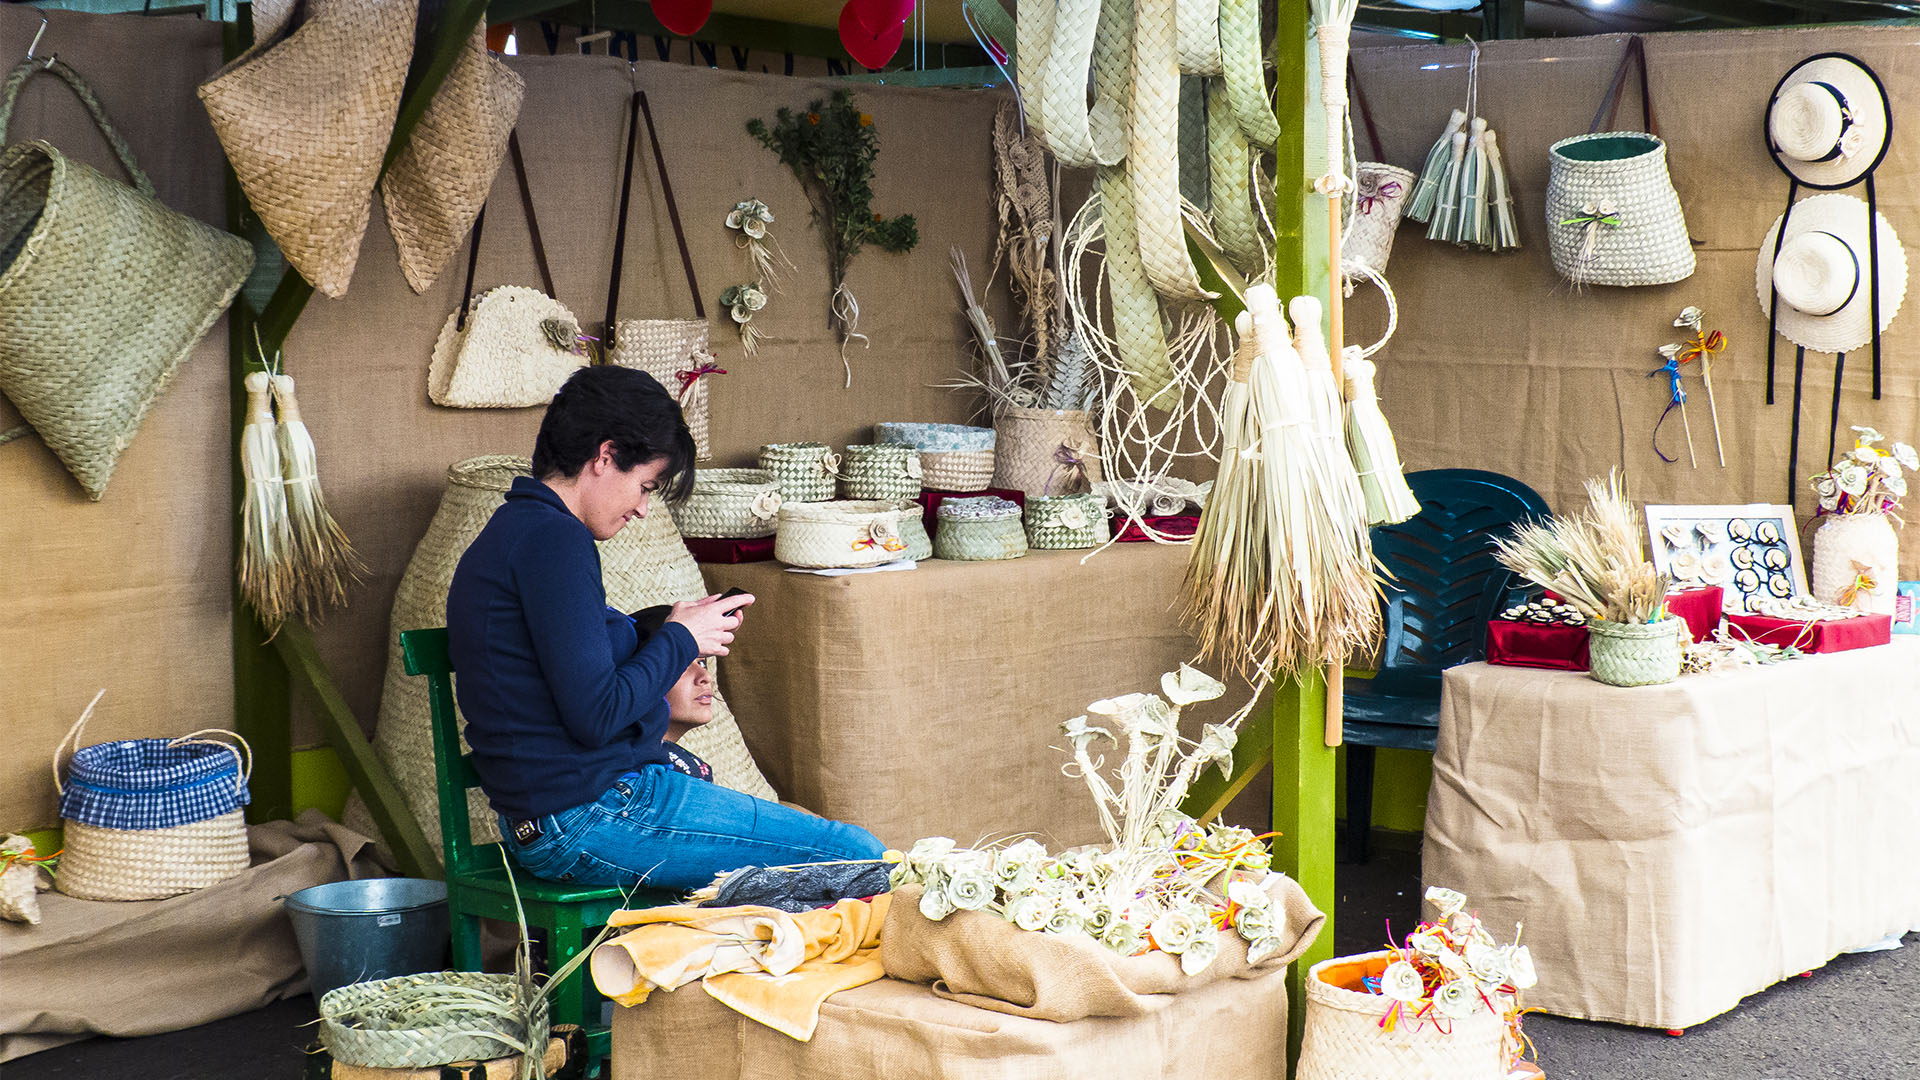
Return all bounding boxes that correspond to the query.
[400,627,672,1066]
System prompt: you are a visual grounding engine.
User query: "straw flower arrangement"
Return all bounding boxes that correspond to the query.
[890,665,1295,974]
[1491,472,1671,624]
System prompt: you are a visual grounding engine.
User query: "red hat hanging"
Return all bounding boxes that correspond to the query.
[652,0,713,36]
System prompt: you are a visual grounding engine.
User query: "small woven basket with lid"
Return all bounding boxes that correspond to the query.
[840,443,923,501]
[759,442,839,503]
[775,500,912,569]
[1024,492,1109,550]
[671,468,783,539]
[934,496,1029,561]
[875,423,996,492]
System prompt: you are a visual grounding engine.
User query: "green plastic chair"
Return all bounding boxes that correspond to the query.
[400,627,673,1066]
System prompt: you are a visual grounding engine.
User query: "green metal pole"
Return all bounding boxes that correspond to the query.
[1273,0,1337,1065]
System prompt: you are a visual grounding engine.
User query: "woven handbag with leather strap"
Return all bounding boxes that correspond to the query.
[605,90,720,461]
[0,58,253,500]
[427,130,588,408]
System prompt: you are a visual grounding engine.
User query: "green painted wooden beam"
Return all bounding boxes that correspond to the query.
[273,624,443,879]
[1480,0,1527,40]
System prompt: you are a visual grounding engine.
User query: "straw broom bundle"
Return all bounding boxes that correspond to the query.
[239,369,293,627]
[1341,347,1420,525]
[273,373,367,620]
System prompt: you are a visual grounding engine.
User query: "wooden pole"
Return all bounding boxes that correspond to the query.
[1325,197,1346,749]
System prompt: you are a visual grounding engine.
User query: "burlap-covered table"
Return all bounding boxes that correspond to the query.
[705,545,1243,849]
[611,970,1287,1080]
[1424,639,1920,1030]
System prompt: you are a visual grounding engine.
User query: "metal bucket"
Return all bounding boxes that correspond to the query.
[282,877,450,1000]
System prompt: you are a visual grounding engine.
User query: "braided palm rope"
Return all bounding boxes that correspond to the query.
[1217,0,1279,147]
[1041,0,1118,167]
[1016,0,1055,139]
[1206,81,1267,278]
[1175,0,1224,75]
[1129,0,1211,301]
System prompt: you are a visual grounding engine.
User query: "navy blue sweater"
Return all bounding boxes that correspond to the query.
[447,477,697,821]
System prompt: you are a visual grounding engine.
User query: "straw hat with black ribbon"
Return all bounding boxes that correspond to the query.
[1760,53,1895,493]
[1755,192,1907,504]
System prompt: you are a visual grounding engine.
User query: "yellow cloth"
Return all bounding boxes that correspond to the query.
[591,894,890,1041]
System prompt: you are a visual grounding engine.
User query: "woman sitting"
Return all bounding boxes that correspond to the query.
[446,366,884,892]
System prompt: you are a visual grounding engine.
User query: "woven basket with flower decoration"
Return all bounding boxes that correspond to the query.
[759,442,840,503]
[840,442,923,501]
[671,468,784,539]
[775,500,912,569]
[1024,492,1109,549]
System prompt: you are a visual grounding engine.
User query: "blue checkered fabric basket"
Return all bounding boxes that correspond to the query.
[59,735,251,829]
[53,691,255,900]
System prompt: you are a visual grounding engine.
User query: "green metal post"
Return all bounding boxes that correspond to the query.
[1274,1,1337,1065]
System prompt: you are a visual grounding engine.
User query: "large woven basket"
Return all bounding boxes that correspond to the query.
[1024,493,1110,550]
[58,812,252,901]
[343,456,777,850]
[992,407,1102,496]
[775,500,911,569]
[670,468,783,539]
[1544,132,1694,288]
[197,0,415,297]
[935,496,1029,561]
[1297,952,1513,1080]
[759,442,839,503]
[1586,617,1685,687]
[320,971,549,1069]
[840,443,923,501]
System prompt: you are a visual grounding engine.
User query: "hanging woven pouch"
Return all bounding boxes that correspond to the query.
[0,58,254,500]
[1544,36,1694,288]
[53,692,252,901]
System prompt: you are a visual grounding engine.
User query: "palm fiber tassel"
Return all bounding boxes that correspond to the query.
[1406,108,1465,224]
[1342,348,1419,526]
[239,370,293,627]
[272,373,367,620]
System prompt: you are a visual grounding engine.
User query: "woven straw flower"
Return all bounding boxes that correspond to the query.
[1009,893,1055,932]
[1057,504,1090,530]
[919,882,955,920]
[748,489,783,521]
[1180,935,1219,976]
[906,836,955,876]
[1424,886,1468,919]
[1246,936,1286,965]
[1836,460,1870,496]
[1466,940,1508,989]
[1504,944,1538,989]
[1381,960,1426,1002]
[1232,901,1274,942]
[1433,979,1480,1019]
[726,198,774,239]
[1162,664,1227,707]
[1047,904,1088,936]
[1149,905,1207,954]
[818,451,841,476]
[1226,879,1269,911]
[1103,916,1143,956]
[1895,443,1919,471]
[1408,929,1446,957]
[903,455,924,480]
[946,866,995,911]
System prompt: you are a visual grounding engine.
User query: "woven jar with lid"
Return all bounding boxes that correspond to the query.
[934,496,1029,561]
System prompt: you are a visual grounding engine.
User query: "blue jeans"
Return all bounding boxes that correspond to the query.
[498,766,886,893]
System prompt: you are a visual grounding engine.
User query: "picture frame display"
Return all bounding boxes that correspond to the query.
[1644,503,1807,614]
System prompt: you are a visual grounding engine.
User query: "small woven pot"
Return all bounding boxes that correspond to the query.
[1297,952,1513,1080]
[759,442,839,504]
[1025,493,1109,549]
[57,811,251,901]
[1812,513,1898,615]
[1587,617,1685,687]
[775,500,912,569]
[935,496,1029,561]
[992,407,1102,497]
[320,971,549,1069]
[1342,163,1416,278]
[1545,132,1694,288]
[920,449,997,492]
[671,468,783,539]
[840,443,924,501]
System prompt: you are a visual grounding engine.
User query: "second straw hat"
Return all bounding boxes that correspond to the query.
[198,0,416,298]
[1755,192,1907,355]
[1765,53,1892,190]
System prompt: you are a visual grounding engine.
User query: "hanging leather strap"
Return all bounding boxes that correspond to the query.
[455,130,553,331]
[1589,35,1655,135]
[604,89,706,352]
[1787,345,1807,507]
[1866,172,1882,399]
[1347,58,1384,162]
[1828,351,1847,469]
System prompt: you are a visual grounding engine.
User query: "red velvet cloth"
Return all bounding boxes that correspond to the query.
[686,535,776,564]
[1666,586,1725,643]
[1485,620,1591,671]
[915,488,1026,533]
[1113,514,1200,542]
[1724,612,1892,653]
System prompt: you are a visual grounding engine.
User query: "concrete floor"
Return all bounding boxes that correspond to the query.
[17,842,1920,1079]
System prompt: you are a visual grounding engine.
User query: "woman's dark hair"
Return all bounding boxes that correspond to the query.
[532,366,695,500]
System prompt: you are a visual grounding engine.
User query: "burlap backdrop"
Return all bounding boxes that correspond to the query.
[1,22,1006,830]
[1347,27,1920,574]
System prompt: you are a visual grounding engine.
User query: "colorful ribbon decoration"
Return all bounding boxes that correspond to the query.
[1646,356,1693,465]
[0,845,60,875]
[1677,328,1725,367]
[1561,202,1621,275]
[1839,561,1878,608]
[1046,443,1091,495]
[1356,178,1404,215]
[675,357,727,402]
